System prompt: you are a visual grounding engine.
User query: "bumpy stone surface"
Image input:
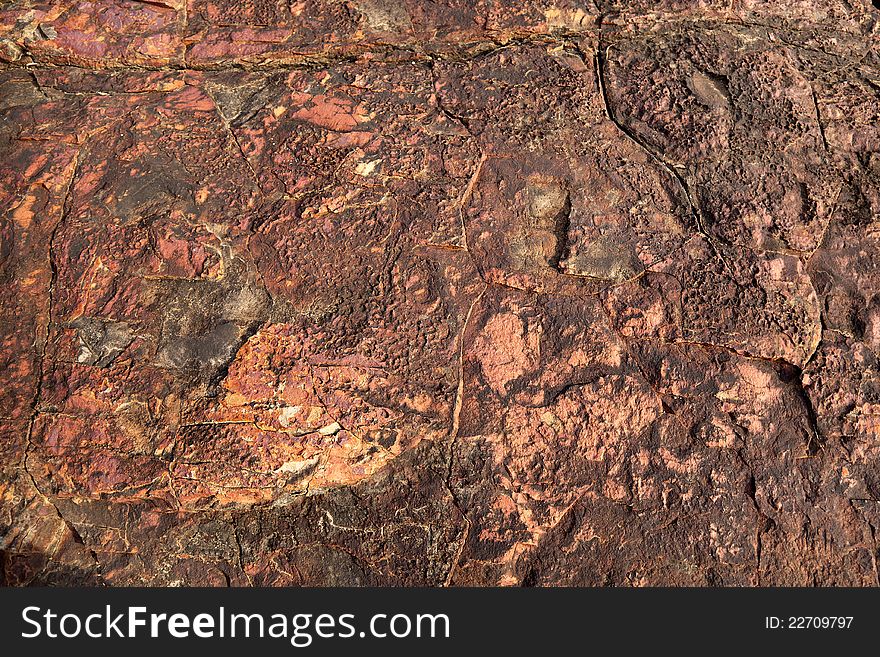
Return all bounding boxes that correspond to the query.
[1,0,880,586]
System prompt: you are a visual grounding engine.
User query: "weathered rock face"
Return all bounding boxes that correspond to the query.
[1,0,879,586]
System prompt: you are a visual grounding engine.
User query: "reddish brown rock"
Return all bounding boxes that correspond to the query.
[2,1,880,586]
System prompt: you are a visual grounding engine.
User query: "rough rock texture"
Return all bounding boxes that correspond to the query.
[1,0,880,586]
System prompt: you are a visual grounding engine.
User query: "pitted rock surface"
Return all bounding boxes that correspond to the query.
[2,0,880,585]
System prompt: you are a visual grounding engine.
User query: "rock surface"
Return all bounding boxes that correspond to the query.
[1,0,880,586]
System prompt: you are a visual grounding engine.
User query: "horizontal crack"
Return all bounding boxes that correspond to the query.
[4,12,869,75]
